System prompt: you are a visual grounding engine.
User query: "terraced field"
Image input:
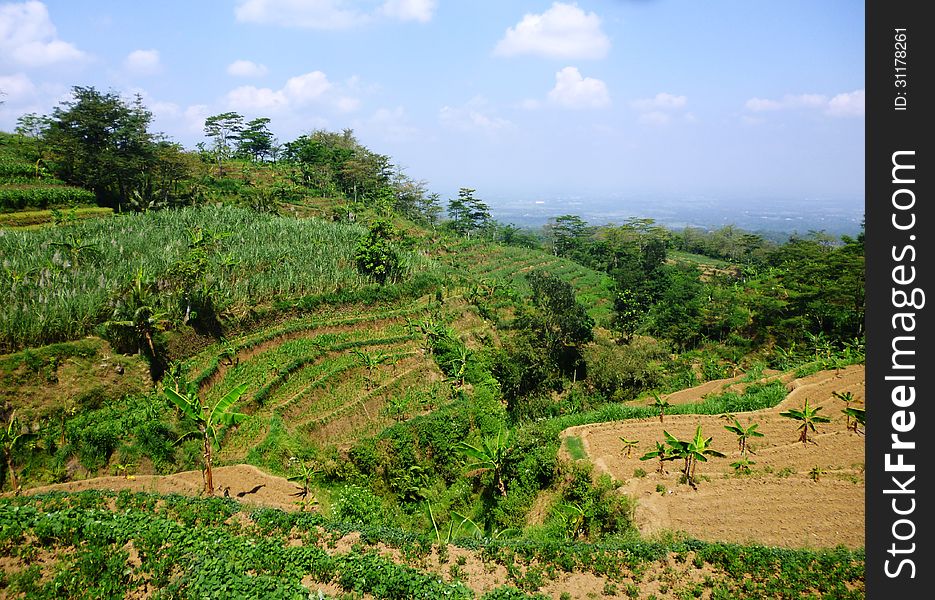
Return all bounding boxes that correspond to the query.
[435,239,616,326]
[178,295,481,465]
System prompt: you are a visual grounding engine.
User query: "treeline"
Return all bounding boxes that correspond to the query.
[533,214,864,355]
[11,86,446,225]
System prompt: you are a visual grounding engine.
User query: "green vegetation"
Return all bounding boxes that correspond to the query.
[0,86,865,596]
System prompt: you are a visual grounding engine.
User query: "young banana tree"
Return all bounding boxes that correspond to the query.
[832,390,857,428]
[164,381,248,495]
[1,411,36,494]
[458,428,512,496]
[663,426,725,487]
[619,437,639,458]
[649,393,671,423]
[639,441,670,474]
[780,398,832,446]
[722,417,764,456]
[842,406,866,435]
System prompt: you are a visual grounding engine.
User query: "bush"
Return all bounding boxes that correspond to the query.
[583,336,668,401]
[0,184,95,211]
[332,484,384,526]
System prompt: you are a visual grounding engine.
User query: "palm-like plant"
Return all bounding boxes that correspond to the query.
[832,390,857,428]
[842,407,866,435]
[288,460,320,509]
[458,428,512,496]
[1,411,36,493]
[780,398,832,446]
[353,350,392,389]
[164,380,248,495]
[107,267,167,362]
[649,393,670,423]
[619,437,639,458]
[663,426,726,487]
[639,441,670,474]
[722,418,764,455]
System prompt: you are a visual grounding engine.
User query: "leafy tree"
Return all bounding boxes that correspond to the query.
[548,214,591,258]
[722,417,764,455]
[45,86,157,208]
[447,188,491,237]
[164,380,248,495]
[459,428,512,496]
[204,112,245,175]
[236,117,274,162]
[15,112,52,164]
[354,218,400,285]
[780,398,832,446]
[1,411,36,493]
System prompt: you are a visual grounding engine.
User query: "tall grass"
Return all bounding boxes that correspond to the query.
[0,205,434,352]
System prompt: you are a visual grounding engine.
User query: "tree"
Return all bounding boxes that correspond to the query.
[46,87,156,208]
[354,218,400,285]
[459,428,512,496]
[15,112,52,165]
[548,214,590,258]
[722,417,764,455]
[164,380,248,495]
[204,112,245,176]
[447,188,491,237]
[1,411,36,493]
[236,117,274,162]
[105,268,168,379]
[780,398,832,446]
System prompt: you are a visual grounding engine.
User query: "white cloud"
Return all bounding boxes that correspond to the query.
[745,90,864,118]
[379,0,436,23]
[547,66,610,109]
[224,70,358,114]
[631,92,687,111]
[124,49,161,75]
[0,73,37,101]
[826,89,865,117]
[235,0,435,29]
[494,2,610,60]
[227,59,269,78]
[439,98,513,134]
[0,1,86,67]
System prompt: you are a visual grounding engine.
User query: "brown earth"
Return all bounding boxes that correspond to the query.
[561,364,865,550]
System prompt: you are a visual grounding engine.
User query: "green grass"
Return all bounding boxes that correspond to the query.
[564,435,587,460]
[0,207,113,228]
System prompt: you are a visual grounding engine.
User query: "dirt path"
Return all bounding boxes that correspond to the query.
[561,364,865,549]
[20,464,307,513]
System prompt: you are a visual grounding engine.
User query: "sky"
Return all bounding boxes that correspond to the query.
[0,0,864,220]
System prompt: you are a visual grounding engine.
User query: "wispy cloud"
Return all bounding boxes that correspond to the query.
[494,2,610,60]
[439,97,513,134]
[745,90,864,117]
[234,0,436,29]
[227,59,269,78]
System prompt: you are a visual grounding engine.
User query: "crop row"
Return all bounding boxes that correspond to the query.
[0,185,97,212]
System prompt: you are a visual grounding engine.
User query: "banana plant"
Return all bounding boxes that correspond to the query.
[639,441,670,474]
[722,417,764,456]
[458,428,512,496]
[832,390,857,428]
[780,398,832,446]
[164,380,248,495]
[663,426,725,487]
[619,437,639,458]
[842,406,866,435]
[649,393,670,423]
[1,411,36,494]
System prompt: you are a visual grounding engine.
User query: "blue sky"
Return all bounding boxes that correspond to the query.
[1,0,864,213]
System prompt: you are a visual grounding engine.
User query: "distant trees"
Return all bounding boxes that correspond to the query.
[236,117,275,162]
[446,188,492,237]
[204,112,245,176]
